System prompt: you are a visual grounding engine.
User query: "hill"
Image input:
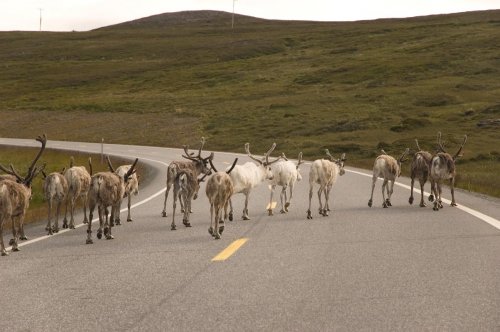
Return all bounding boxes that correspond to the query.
[0,10,499,196]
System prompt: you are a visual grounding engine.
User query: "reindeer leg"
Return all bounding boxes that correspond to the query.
[386,180,394,207]
[242,192,250,220]
[214,205,221,240]
[368,174,376,208]
[62,198,69,228]
[53,200,61,233]
[162,182,171,217]
[228,198,234,222]
[127,195,132,222]
[280,186,287,214]
[428,179,435,202]
[323,187,331,216]
[409,177,415,205]
[307,184,313,219]
[285,183,293,212]
[0,221,7,256]
[419,179,426,207]
[105,207,114,240]
[86,203,95,244]
[183,195,191,227]
[10,216,19,251]
[19,215,28,241]
[268,185,275,216]
[82,194,89,224]
[171,192,177,230]
[208,202,214,236]
[382,179,389,208]
[46,199,53,234]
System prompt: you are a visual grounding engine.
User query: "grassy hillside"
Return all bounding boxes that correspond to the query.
[0,10,499,197]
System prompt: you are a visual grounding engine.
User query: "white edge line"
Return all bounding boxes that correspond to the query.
[347,169,500,230]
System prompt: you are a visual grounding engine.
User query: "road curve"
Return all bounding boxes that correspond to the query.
[0,138,499,331]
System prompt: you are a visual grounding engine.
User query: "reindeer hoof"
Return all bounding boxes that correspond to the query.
[171,225,176,231]
[228,213,233,222]
[9,239,15,245]
[268,209,273,216]
[106,235,114,240]
[208,227,213,236]
[83,220,89,224]
[183,221,191,227]
[451,202,457,207]
[428,195,434,202]
[97,231,102,239]
[20,236,28,241]
[285,202,290,209]
[306,211,312,219]
[368,200,373,208]
[214,234,221,240]
[383,202,388,208]
[280,209,286,214]
[47,229,53,235]
[409,197,414,205]
[1,251,8,256]
[127,218,133,222]
[115,220,121,226]
[419,202,426,207]
[69,225,75,229]
[242,216,250,221]
[219,225,224,234]
[162,211,167,217]
[385,199,392,207]
[86,239,93,244]
[12,247,20,252]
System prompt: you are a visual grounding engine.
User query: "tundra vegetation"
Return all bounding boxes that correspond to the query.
[0,10,499,197]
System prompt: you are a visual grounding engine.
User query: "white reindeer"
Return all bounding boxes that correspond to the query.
[63,157,91,229]
[42,170,68,235]
[268,152,304,215]
[408,139,434,207]
[86,157,138,244]
[0,134,46,256]
[170,167,207,231]
[228,143,281,221]
[161,137,213,217]
[306,150,346,219]
[206,158,238,239]
[368,148,409,208]
[430,132,467,211]
[114,162,139,224]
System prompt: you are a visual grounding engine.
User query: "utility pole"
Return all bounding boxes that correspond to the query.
[38,8,43,31]
[232,0,237,29]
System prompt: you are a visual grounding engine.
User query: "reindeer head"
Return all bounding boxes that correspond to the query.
[436,132,467,161]
[396,148,410,177]
[0,134,47,188]
[325,149,347,176]
[182,137,214,175]
[245,142,281,180]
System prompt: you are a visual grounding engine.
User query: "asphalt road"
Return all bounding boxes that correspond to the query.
[0,138,499,331]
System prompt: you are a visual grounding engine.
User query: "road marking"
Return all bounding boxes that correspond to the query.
[346,169,500,230]
[212,238,248,262]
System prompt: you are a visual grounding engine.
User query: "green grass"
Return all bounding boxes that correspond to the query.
[0,10,499,197]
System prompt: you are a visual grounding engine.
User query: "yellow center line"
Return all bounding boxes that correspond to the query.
[212,238,249,262]
[266,201,277,210]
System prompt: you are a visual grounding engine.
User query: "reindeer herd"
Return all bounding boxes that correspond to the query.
[0,132,467,256]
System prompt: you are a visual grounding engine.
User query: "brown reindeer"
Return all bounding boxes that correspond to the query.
[86,157,138,244]
[63,157,92,229]
[408,139,434,207]
[430,132,467,211]
[161,137,214,217]
[170,168,208,231]
[42,169,68,235]
[0,134,47,256]
[206,158,238,239]
[368,148,409,208]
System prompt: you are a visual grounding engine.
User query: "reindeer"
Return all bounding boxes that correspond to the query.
[430,132,467,211]
[206,158,238,239]
[268,152,304,215]
[306,150,346,219]
[170,167,208,231]
[228,143,281,221]
[161,137,213,217]
[0,134,46,256]
[368,148,409,208]
[63,157,92,229]
[114,163,139,224]
[86,157,138,244]
[42,169,68,235]
[408,139,434,207]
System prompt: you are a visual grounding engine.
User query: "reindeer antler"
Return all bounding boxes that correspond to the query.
[399,148,410,163]
[325,149,334,161]
[380,149,388,155]
[415,139,422,152]
[281,152,288,161]
[70,156,75,168]
[226,158,238,174]
[436,131,447,153]
[209,159,218,173]
[245,143,263,164]
[453,135,467,160]
[124,158,139,180]
[106,156,115,173]
[296,152,304,169]
[197,137,206,158]
[26,134,47,177]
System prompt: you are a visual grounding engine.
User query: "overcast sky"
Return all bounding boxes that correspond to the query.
[1,0,499,31]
